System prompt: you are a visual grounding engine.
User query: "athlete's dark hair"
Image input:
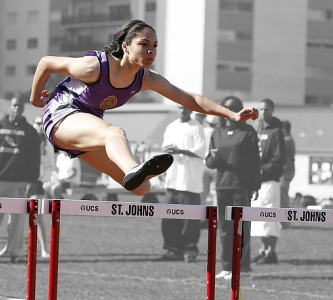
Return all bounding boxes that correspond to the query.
[102,20,155,58]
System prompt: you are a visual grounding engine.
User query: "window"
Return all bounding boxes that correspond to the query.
[305,95,333,106]
[219,30,252,42]
[109,5,131,20]
[217,62,251,73]
[6,39,16,50]
[78,35,92,44]
[26,65,37,76]
[50,37,61,47]
[307,38,333,50]
[306,66,333,79]
[7,12,18,24]
[27,38,38,49]
[220,1,236,10]
[310,157,333,185]
[220,1,253,13]
[50,10,62,22]
[308,9,333,22]
[237,2,253,12]
[217,64,231,71]
[78,7,91,16]
[6,66,16,76]
[27,10,39,23]
[146,2,156,12]
[236,31,252,41]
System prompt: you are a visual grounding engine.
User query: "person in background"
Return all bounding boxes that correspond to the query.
[159,105,206,263]
[43,150,81,199]
[280,120,296,228]
[32,115,56,258]
[251,98,285,265]
[206,96,261,280]
[0,98,41,262]
[30,19,258,198]
[192,111,206,126]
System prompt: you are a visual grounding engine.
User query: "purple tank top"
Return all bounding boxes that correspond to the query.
[52,50,145,118]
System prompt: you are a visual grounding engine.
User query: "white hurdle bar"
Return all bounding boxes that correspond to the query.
[0,197,39,300]
[225,206,331,223]
[40,199,218,300]
[225,205,333,300]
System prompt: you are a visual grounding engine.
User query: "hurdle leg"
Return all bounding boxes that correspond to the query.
[26,199,38,300]
[48,200,61,300]
[206,206,218,300]
[230,207,243,300]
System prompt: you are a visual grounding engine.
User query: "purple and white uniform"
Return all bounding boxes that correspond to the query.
[43,50,145,157]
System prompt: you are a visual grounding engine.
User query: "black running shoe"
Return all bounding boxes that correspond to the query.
[123,154,174,191]
[251,251,266,263]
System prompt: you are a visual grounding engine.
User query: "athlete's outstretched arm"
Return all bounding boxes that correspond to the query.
[143,70,258,122]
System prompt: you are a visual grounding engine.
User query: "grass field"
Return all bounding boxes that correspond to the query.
[0,196,333,300]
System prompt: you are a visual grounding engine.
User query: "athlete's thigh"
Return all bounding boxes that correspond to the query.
[53,112,119,152]
[79,150,124,186]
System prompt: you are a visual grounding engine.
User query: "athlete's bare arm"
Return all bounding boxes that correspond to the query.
[142,69,258,122]
[30,56,100,108]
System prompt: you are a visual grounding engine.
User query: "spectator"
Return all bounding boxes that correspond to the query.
[159,105,206,262]
[0,98,41,262]
[30,19,258,197]
[32,115,56,258]
[280,120,296,228]
[206,96,261,280]
[192,111,206,125]
[251,98,285,265]
[43,151,81,199]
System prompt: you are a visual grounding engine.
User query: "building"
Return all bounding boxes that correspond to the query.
[0,0,50,100]
[0,0,333,199]
[1,0,333,105]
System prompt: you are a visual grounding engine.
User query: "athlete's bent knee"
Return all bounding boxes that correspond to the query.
[106,126,128,140]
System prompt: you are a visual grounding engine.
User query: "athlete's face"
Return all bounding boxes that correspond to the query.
[123,27,157,68]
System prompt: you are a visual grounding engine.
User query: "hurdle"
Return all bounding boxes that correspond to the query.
[41,199,218,300]
[0,198,39,300]
[225,205,333,300]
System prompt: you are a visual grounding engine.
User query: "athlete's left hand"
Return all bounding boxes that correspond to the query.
[232,107,259,122]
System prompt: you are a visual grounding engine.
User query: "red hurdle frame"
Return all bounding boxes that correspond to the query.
[230,206,243,300]
[47,201,218,300]
[26,199,39,300]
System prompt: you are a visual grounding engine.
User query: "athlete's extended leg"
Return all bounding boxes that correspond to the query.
[79,149,149,195]
[52,113,172,195]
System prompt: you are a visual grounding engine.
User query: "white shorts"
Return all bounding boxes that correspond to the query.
[251,181,281,237]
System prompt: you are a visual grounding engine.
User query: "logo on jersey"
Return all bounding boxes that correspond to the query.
[100,95,118,110]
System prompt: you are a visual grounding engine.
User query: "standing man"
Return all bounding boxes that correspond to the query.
[159,105,206,263]
[251,98,285,265]
[207,96,261,280]
[0,98,41,262]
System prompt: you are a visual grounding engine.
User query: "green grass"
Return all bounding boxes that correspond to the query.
[0,197,333,300]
